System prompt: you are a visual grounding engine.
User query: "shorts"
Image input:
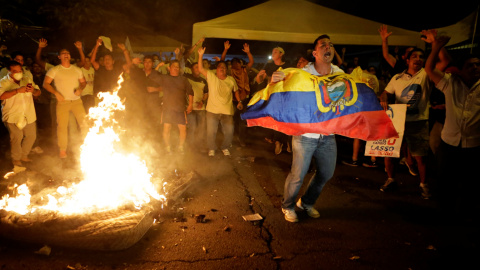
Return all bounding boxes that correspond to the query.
[162,110,186,125]
[404,120,429,156]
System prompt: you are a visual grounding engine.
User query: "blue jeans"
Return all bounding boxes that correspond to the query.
[282,135,337,209]
[206,111,234,151]
[187,110,206,146]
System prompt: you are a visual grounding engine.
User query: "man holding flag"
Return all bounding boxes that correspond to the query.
[271,35,344,222]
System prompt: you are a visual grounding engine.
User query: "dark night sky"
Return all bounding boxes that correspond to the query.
[1,0,478,58]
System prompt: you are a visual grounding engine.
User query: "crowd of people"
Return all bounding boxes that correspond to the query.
[0,24,478,222]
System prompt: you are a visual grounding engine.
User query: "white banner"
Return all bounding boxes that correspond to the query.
[365,104,406,158]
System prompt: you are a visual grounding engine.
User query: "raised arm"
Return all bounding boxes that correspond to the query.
[437,46,452,72]
[378,25,397,68]
[424,30,450,85]
[175,46,186,75]
[421,29,451,72]
[197,47,208,78]
[35,38,48,70]
[74,41,85,68]
[117,43,132,69]
[186,36,205,60]
[175,46,183,61]
[90,38,103,70]
[243,43,254,69]
[221,40,230,61]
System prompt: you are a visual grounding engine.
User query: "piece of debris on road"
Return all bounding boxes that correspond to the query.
[242,213,263,221]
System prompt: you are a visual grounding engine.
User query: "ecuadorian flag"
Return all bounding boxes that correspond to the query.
[241,68,398,141]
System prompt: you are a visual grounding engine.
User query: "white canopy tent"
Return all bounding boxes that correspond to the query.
[192,0,477,48]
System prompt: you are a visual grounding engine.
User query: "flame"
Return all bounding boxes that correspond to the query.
[0,184,31,215]
[1,75,166,215]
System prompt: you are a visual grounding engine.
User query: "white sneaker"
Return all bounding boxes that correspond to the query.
[281,208,298,222]
[30,146,44,154]
[420,183,431,200]
[13,165,27,173]
[405,162,418,176]
[296,199,320,218]
[208,150,215,157]
[222,149,230,156]
[380,178,396,192]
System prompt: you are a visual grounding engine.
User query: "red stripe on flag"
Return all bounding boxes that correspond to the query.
[246,111,398,141]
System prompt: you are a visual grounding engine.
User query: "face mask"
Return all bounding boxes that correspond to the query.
[12,72,23,81]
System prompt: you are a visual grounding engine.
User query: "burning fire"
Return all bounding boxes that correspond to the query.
[1,75,166,215]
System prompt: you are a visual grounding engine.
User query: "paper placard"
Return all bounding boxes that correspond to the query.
[365,104,406,158]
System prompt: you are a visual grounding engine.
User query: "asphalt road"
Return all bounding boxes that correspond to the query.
[0,126,478,270]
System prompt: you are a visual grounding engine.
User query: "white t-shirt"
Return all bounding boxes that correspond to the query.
[206,70,238,115]
[46,64,84,101]
[301,62,345,139]
[384,68,432,122]
[0,74,40,124]
[81,67,95,96]
[186,77,207,111]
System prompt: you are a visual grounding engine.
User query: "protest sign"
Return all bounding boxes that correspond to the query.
[365,104,406,158]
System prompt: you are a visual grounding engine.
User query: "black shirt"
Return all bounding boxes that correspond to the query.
[93,64,124,94]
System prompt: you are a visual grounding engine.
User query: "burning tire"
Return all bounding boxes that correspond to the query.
[0,207,155,251]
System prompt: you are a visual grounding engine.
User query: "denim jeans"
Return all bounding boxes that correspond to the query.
[187,110,206,146]
[206,111,234,151]
[282,134,337,209]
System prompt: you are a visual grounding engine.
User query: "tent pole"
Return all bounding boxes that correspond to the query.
[471,4,479,54]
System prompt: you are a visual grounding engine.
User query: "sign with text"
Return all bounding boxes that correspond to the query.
[365,104,406,158]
